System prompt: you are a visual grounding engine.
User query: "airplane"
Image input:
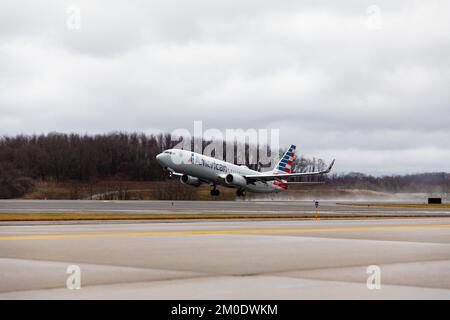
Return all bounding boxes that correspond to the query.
[156,145,335,196]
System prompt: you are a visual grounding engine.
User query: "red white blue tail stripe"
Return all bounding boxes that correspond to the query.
[272,145,296,190]
[273,145,296,174]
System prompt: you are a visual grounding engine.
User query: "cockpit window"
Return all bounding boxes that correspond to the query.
[164,151,174,155]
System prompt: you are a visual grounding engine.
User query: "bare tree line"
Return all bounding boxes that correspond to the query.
[0,132,173,181]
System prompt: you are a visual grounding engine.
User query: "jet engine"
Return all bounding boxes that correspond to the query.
[180,174,201,187]
[225,173,247,188]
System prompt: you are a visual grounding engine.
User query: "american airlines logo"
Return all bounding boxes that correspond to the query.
[192,153,228,172]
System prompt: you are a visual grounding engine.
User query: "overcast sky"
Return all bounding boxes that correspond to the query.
[1,0,449,174]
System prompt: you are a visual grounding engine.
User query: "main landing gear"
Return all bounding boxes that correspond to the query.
[210,185,220,196]
[236,189,246,197]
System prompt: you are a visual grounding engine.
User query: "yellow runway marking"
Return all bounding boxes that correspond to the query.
[1,224,450,240]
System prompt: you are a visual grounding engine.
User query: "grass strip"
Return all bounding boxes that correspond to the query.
[0,212,449,221]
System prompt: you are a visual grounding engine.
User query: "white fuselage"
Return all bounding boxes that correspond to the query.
[156,149,284,193]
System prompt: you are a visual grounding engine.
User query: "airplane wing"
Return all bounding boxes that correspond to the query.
[244,159,335,182]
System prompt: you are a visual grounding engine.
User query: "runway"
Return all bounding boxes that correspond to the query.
[1,200,449,216]
[1,217,450,299]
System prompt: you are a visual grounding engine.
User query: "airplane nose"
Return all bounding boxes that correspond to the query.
[156,153,164,165]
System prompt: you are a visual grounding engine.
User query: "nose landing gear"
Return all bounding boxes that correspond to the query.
[236,189,246,197]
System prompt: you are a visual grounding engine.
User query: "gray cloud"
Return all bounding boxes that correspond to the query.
[0,0,449,174]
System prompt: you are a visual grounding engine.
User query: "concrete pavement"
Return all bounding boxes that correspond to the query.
[1,218,450,299]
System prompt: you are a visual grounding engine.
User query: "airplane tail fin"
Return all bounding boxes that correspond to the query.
[273,145,296,174]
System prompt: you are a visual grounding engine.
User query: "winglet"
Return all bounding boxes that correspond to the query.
[323,159,335,173]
